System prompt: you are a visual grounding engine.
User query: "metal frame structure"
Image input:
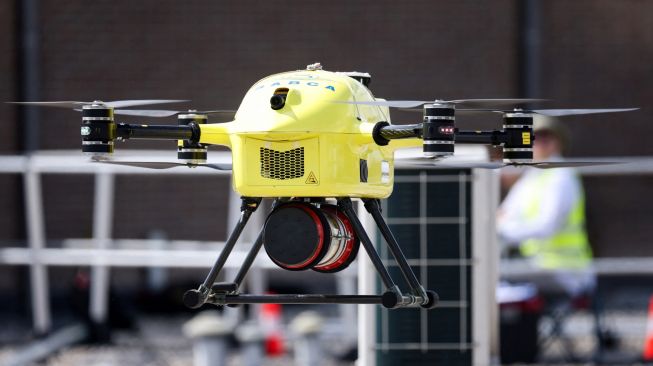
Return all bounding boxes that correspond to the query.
[2,151,653,338]
[355,152,653,366]
[1,151,228,334]
[356,164,500,366]
[0,151,351,335]
[182,196,438,309]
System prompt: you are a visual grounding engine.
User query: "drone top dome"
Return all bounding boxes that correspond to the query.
[218,66,401,199]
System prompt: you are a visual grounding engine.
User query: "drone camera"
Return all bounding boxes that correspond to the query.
[81,103,116,156]
[263,202,360,273]
[502,112,534,163]
[270,88,289,110]
[177,113,208,163]
[422,103,455,158]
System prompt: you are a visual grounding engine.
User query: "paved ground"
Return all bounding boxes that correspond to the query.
[536,310,647,364]
[0,315,354,366]
[0,311,648,365]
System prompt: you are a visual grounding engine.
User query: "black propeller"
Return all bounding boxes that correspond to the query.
[397,159,621,170]
[94,160,232,171]
[9,100,237,119]
[336,98,546,109]
[9,99,188,109]
[109,109,237,118]
[457,108,639,117]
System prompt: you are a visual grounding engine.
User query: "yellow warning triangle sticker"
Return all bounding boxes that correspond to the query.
[305,171,318,184]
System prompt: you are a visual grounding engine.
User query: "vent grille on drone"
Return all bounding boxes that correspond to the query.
[260,147,305,180]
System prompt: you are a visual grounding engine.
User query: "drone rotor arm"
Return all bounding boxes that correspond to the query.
[373,123,423,145]
[197,122,233,147]
[115,123,198,141]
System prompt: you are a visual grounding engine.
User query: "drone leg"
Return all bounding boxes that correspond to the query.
[337,198,409,308]
[363,199,433,306]
[183,197,262,308]
[232,199,281,290]
[232,229,264,289]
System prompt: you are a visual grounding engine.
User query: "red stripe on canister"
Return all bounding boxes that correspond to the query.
[313,207,356,272]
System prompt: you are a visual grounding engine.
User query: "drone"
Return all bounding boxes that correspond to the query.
[13,62,636,310]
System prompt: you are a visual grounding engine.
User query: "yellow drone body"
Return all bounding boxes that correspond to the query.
[197,69,420,198]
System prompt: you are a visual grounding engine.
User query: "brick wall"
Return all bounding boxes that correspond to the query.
[539,0,653,256]
[27,0,519,244]
[1,0,652,257]
[0,1,21,246]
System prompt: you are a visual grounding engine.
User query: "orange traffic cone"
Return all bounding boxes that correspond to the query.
[643,295,653,361]
[261,302,285,356]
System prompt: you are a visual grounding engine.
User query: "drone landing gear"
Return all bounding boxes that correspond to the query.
[339,198,438,309]
[183,197,438,310]
[183,197,263,308]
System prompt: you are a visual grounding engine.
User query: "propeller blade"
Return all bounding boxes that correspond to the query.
[113,109,237,118]
[8,101,87,109]
[457,107,638,116]
[398,159,505,169]
[114,109,180,117]
[527,161,621,169]
[13,99,235,118]
[336,98,545,109]
[531,108,638,117]
[470,161,619,169]
[202,163,233,170]
[196,110,238,116]
[9,99,188,110]
[397,158,621,170]
[104,99,188,108]
[337,100,431,108]
[95,161,232,171]
[447,98,547,107]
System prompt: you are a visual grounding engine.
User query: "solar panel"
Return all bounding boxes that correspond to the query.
[374,169,481,365]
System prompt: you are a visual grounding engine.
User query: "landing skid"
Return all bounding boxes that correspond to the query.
[183,197,439,310]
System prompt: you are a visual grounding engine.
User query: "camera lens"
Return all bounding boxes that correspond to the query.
[270,94,286,110]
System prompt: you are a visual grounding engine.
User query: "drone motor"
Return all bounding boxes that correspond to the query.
[80,102,116,157]
[422,103,456,158]
[177,112,208,163]
[502,111,534,163]
[263,202,359,273]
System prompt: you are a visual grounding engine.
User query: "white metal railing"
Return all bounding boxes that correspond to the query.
[0,150,361,337]
[2,150,653,337]
[1,150,232,333]
[2,152,250,334]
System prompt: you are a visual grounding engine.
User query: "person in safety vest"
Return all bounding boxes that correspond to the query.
[497,115,594,297]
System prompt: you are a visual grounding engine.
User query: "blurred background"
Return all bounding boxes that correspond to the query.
[0,0,652,365]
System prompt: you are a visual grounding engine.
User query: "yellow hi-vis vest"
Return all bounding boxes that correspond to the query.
[519,171,592,269]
